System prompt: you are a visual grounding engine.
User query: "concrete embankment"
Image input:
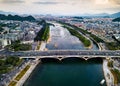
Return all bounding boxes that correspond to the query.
[16,60,40,86]
[39,41,47,51]
[103,59,114,86]
[18,41,47,86]
[16,42,47,86]
[7,61,29,86]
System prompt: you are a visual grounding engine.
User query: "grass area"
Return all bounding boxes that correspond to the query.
[8,81,17,86]
[15,65,30,81]
[63,25,91,47]
[110,69,120,84]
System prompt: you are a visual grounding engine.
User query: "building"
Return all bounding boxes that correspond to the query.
[0,39,11,48]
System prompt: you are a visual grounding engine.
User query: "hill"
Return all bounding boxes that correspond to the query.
[0,10,16,15]
[112,17,120,22]
[110,12,120,18]
[0,14,35,21]
[78,12,120,18]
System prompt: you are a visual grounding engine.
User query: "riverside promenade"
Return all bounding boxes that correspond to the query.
[7,41,47,86]
[16,42,46,86]
[100,42,114,86]
[7,61,30,86]
[98,42,114,86]
[16,60,40,86]
[103,60,114,86]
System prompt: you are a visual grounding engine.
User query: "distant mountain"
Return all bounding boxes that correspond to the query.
[0,10,16,15]
[110,12,120,18]
[77,13,110,18]
[93,13,109,17]
[78,12,120,18]
[0,14,36,21]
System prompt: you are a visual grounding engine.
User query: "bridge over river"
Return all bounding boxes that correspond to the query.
[0,50,120,60]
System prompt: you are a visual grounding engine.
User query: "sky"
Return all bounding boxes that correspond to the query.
[0,0,120,15]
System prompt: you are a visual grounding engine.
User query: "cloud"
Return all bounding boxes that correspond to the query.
[34,1,63,5]
[109,0,120,5]
[104,6,120,11]
[1,0,24,4]
[114,0,120,5]
[0,0,119,15]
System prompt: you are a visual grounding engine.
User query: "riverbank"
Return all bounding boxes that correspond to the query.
[103,59,114,86]
[34,20,50,41]
[8,61,30,86]
[24,58,105,86]
[39,41,47,51]
[23,22,106,86]
[17,22,49,85]
[15,42,46,86]
[16,60,40,86]
[7,41,47,86]
[63,25,91,48]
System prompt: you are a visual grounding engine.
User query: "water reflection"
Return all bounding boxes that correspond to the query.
[46,23,98,50]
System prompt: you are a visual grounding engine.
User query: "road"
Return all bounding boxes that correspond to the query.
[0,50,120,57]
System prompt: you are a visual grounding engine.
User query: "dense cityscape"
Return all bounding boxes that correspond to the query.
[0,12,120,86]
[0,0,120,86]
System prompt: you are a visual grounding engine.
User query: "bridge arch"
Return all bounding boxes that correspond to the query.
[60,56,86,61]
[85,56,107,60]
[37,56,112,61]
[20,56,114,61]
[39,56,60,61]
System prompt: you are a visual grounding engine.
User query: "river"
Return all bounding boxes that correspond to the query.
[24,22,106,86]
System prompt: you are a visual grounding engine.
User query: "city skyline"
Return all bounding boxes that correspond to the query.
[0,0,120,15]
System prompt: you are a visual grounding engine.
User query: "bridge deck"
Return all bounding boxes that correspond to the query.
[0,50,120,57]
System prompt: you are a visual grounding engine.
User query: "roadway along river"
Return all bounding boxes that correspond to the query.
[24,22,106,86]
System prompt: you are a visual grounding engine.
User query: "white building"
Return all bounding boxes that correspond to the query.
[0,39,11,48]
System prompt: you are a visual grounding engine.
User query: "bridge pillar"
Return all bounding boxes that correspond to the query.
[35,57,40,61]
[106,57,111,60]
[83,57,89,60]
[57,56,63,61]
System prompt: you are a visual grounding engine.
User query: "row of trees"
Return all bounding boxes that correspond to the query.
[112,17,120,22]
[108,60,120,84]
[58,21,120,50]
[105,42,120,50]
[5,40,32,51]
[0,56,22,74]
[34,20,50,41]
[58,21,103,43]
[63,25,91,47]
[0,14,35,21]
[0,23,6,32]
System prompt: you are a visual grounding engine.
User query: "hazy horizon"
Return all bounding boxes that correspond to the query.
[0,0,120,15]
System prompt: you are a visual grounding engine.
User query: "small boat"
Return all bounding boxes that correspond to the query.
[100,79,105,85]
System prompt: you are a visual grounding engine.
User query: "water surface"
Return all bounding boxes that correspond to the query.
[24,58,106,86]
[24,22,106,86]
